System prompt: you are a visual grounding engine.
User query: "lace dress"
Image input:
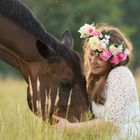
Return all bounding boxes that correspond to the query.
[91,66,140,140]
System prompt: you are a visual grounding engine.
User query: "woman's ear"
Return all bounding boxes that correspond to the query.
[60,30,74,49]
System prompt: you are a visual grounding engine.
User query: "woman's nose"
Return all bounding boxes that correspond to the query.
[89,56,97,64]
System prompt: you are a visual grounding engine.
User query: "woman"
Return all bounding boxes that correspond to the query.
[53,23,140,140]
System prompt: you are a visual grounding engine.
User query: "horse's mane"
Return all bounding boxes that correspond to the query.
[0,0,77,56]
[0,0,59,46]
[0,0,72,58]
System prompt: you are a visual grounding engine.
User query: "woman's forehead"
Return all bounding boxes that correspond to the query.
[88,47,94,52]
[89,48,96,54]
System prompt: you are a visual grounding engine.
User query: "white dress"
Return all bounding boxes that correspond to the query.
[91,66,140,140]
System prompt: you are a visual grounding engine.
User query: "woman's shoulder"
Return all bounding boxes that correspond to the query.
[110,65,131,73]
[109,66,133,77]
[107,66,134,82]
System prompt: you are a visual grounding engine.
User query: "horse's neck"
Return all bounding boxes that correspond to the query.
[0,44,19,68]
[0,15,42,61]
[0,15,44,81]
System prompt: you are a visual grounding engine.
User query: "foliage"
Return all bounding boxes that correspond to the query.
[121,0,140,69]
[22,0,124,51]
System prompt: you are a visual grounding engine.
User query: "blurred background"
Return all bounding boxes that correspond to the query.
[0,0,140,77]
[0,1,140,139]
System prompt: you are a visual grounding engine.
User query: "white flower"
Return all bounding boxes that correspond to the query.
[100,38,109,44]
[109,44,119,55]
[89,36,99,50]
[118,44,123,51]
[78,23,91,38]
[124,48,130,55]
[117,44,124,53]
[105,35,110,40]
[97,42,107,51]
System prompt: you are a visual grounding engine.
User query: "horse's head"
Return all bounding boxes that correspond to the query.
[27,31,89,122]
[0,0,90,122]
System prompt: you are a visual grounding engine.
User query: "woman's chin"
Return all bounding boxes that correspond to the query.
[91,70,100,75]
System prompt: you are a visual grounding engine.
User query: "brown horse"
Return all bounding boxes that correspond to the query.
[0,0,90,122]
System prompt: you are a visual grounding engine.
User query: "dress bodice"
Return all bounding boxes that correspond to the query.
[91,66,140,140]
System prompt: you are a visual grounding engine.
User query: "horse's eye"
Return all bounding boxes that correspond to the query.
[59,79,73,91]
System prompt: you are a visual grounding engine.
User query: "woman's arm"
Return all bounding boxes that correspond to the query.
[53,116,112,133]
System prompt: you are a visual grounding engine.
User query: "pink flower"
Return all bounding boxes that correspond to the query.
[87,27,95,36]
[99,49,112,61]
[91,31,103,38]
[110,55,120,64]
[97,43,106,51]
[86,27,103,38]
[95,31,103,38]
[118,52,127,61]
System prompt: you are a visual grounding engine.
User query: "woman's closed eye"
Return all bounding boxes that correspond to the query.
[89,50,104,62]
[89,51,96,57]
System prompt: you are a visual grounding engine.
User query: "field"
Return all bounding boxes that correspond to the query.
[0,71,140,140]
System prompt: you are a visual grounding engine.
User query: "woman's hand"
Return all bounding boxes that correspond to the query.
[52,115,72,130]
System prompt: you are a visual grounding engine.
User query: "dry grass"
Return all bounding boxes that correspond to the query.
[0,71,140,140]
[135,68,140,100]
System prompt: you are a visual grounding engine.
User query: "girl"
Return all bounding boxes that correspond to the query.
[53,23,140,140]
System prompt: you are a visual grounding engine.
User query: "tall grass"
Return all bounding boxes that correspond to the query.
[135,69,140,100]
[0,72,140,140]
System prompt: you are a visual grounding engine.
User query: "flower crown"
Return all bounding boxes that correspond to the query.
[78,23,130,65]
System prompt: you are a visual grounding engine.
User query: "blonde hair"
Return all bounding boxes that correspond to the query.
[83,23,133,104]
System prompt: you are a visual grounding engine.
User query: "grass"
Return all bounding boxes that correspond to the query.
[0,71,140,140]
[135,69,140,100]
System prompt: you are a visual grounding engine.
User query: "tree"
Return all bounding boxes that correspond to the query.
[23,0,124,51]
[121,0,140,69]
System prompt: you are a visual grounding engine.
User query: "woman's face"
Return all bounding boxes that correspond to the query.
[88,48,111,75]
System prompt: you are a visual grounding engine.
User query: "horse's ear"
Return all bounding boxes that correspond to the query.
[36,40,55,59]
[61,30,74,49]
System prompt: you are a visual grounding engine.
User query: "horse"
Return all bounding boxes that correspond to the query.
[0,0,90,122]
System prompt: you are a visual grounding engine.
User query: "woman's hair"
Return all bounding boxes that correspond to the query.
[83,23,133,105]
